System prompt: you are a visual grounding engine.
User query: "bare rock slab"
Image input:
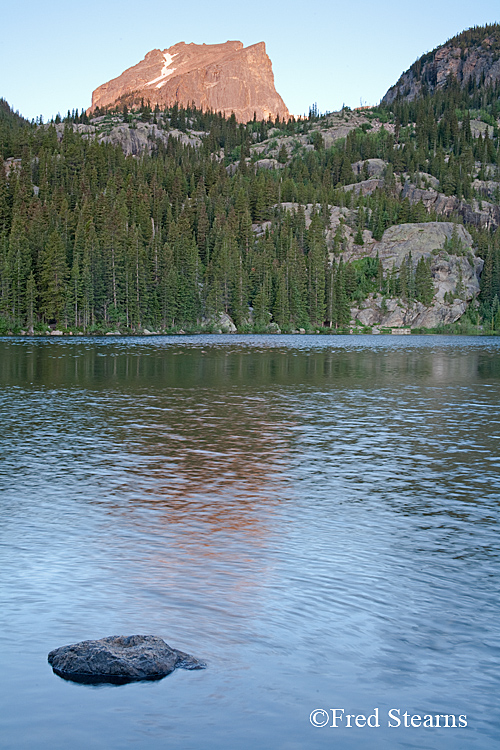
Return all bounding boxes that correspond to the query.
[89,41,289,124]
[48,635,206,684]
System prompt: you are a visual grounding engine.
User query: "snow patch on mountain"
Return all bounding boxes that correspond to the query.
[147,53,178,88]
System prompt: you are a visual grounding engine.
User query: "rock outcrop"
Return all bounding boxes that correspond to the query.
[263,207,483,329]
[351,158,387,178]
[367,222,475,268]
[383,24,500,104]
[53,118,204,157]
[89,41,289,123]
[352,295,470,329]
[348,222,483,329]
[399,182,500,231]
[201,312,237,333]
[48,635,205,684]
[342,175,500,231]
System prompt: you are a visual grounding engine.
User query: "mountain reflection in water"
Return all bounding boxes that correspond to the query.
[0,335,499,750]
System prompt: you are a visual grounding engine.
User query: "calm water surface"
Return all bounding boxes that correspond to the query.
[0,335,499,749]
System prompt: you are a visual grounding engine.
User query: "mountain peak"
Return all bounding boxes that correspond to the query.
[89,41,289,123]
[382,23,500,104]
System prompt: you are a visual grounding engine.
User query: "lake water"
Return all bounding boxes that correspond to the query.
[1,335,499,749]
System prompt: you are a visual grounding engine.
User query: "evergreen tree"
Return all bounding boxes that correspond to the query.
[39,230,69,325]
[333,258,350,328]
[25,270,37,332]
[285,235,308,329]
[415,256,434,305]
[7,214,31,322]
[273,267,289,328]
[454,262,465,300]
[159,241,178,328]
[306,213,327,325]
[173,223,201,325]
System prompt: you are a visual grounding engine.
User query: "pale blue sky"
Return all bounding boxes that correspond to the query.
[2,1,499,121]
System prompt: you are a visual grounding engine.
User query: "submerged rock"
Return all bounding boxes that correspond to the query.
[48,635,205,684]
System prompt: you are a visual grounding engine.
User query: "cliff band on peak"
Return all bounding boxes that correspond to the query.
[89,41,289,123]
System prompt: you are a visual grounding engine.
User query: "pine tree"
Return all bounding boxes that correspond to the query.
[69,246,81,327]
[306,211,327,325]
[273,267,289,328]
[479,247,494,304]
[415,256,435,305]
[195,196,210,260]
[39,230,69,325]
[454,262,465,300]
[334,258,350,328]
[376,254,384,293]
[253,273,271,327]
[206,226,236,317]
[81,221,97,329]
[286,235,308,328]
[25,271,37,332]
[326,261,335,327]
[399,257,409,301]
[159,240,178,328]
[277,144,288,164]
[7,213,31,323]
[407,251,416,300]
[173,223,201,325]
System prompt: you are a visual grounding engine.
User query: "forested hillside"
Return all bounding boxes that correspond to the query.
[1,25,500,335]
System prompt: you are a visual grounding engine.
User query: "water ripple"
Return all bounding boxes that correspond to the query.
[1,336,499,749]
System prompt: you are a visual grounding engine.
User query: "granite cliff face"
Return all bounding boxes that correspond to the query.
[383,24,500,104]
[347,223,483,329]
[89,41,289,123]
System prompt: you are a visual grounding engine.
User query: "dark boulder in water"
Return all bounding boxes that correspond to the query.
[48,635,206,684]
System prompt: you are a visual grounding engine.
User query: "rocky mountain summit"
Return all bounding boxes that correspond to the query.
[89,41,289,123]
[383,24,500,104]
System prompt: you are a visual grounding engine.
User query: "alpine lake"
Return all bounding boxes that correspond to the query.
[1,334,499,750]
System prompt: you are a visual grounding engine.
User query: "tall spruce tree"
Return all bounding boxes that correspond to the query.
[415,256,434,305]
[39,230,69,325]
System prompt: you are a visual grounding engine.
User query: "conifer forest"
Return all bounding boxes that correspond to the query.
[1,27,500,335]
